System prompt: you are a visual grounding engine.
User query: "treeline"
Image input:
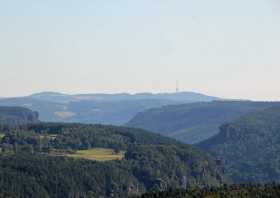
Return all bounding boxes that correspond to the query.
[1,123,182,153]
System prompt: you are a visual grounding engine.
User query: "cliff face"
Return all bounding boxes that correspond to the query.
[199,107,280,183]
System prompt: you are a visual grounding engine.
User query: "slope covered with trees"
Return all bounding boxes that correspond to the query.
[127,101,280,144]
[0,123,227,197]
[199,107,280,183]
[0,106,39,129]
[137,184,280,198]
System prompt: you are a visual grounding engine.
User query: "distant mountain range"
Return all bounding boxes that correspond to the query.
[0,91,218,125]
[29,91,219,103]
[127,101,280,144]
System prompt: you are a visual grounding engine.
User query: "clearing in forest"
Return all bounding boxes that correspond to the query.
[53,148,125,161]
[0,133,5,140]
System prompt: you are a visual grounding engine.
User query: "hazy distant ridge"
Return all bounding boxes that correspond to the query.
[28,91,219,103]
[0,91,218,125]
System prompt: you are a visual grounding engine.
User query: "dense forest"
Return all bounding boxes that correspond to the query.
[3,104,280,197]
[127,101,280,144]
[137,184,280,198]
[199,106,280,183]
[0,122,227,197]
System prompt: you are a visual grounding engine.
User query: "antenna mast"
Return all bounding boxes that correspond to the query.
[176,80,179,93]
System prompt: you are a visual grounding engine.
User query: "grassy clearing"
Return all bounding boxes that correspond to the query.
[69,148,125,161]
[54,111,76,119]
[39,134,57,140]
[0,133,5,140]
[51,148,125,162]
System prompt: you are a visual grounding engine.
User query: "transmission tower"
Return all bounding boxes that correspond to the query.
[176,80,179,93]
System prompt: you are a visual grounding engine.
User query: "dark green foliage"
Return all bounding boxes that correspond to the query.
[127,101,280,144]
[0,123,227,197]
[137,184,280,198]
[199,107,280,183]
[26,123,182,151]
[126,144,226,189]
[0,153,140,198]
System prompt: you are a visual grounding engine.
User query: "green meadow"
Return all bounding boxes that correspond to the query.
[51,148,125,162]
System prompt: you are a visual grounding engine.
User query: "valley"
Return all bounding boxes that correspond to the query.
[1,99,280,197]
[2,0,279,196]
[127,101,280,144]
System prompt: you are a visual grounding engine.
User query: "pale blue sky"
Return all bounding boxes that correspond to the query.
[1,0,280,100]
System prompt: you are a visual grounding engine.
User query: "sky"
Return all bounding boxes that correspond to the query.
[0,0,280,100]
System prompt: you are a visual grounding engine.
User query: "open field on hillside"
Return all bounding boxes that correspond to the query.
[39,134,57,140]
[0,133,5,140]
[51,148,125,161]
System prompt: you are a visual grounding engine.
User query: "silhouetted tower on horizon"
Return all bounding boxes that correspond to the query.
[176,80,179,93]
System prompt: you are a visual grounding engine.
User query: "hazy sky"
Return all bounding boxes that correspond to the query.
[1,0,280,100]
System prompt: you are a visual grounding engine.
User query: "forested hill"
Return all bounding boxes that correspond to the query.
[0,106,39,128]
[198,106,280,183]
[127,101,280,144]
[0,123,228,197]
